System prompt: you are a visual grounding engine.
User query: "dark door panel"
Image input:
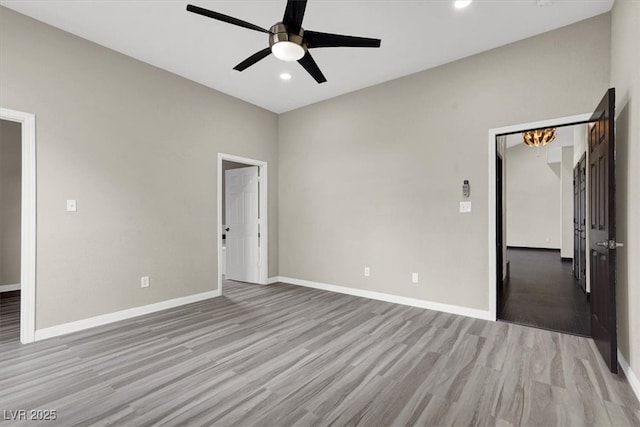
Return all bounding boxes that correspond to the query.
[579,155,587,291]
[573,154,587,290]
[496,154,504,309]
[588,88,617,373]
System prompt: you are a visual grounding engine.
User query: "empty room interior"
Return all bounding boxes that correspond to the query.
[0,0,639,425]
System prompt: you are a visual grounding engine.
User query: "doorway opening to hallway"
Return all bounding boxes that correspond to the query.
[217,154,268,295]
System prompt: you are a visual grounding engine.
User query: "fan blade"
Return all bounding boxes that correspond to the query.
[233,48,272,71]
[186,4,269,34]
[305,31,381,49]
[283,0,307,33]
[298,51,326,84]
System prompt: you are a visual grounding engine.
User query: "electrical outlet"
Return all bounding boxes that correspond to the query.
[141,276,150,288]
[459,201,471,213]
[412,273,419,283]
[66,200,77,212]
[364,267,370,277]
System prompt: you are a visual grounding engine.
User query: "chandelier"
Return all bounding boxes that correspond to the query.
[522,128,557,147]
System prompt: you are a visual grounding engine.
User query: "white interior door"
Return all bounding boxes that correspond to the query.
[225,166,259,283]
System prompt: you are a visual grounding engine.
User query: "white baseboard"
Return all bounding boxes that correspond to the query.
[34,289,221,341]
[267,276,281,285]
[0,283,20,292]
[278,276,491,321]
[618,349,640,404]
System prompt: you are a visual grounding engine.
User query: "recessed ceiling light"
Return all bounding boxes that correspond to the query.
[280,72,292,80]
[454,0,472,9]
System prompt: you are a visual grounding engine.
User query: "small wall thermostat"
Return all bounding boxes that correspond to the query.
[463,180,470,198]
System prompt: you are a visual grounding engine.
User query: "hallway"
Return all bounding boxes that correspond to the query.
[0,290,20,342]
[499,248,591,336]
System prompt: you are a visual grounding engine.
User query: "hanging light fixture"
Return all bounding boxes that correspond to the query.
[522,128,557,147]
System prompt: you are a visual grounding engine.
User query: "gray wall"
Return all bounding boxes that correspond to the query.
[0,7,278,329]
[0,119,21,285]
[506,144,561,250]
[610,0,640,383]
[278,14,610,311]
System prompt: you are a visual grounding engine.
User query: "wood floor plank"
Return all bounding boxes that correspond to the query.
[0,281,638,426]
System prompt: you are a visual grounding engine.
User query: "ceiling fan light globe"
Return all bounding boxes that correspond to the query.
[454,0,472,9]
[272,41,305,62]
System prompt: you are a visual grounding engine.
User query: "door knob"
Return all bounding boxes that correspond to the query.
[596,240,624,249]
[225,227,230,232]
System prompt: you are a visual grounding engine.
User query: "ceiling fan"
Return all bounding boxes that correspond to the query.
[186,1,381,83]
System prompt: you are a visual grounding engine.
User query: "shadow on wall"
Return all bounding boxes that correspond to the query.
[615,101,630,359]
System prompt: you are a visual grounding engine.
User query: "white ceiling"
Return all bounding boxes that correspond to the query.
[1,0,613,113]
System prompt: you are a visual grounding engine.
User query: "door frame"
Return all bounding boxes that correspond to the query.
[0,107,37,344]
[495,152,504,310]
[217,153,268,294]
[487,113,591,321]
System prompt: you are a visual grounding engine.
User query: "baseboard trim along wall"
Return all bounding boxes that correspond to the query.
[267,277,280,285]
[618,349,640,404]
[506,246,561,252]
[276,276,491,321]
[34,289,221,341]
[0,283,21,292]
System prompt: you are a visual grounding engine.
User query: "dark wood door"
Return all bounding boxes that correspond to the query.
[573,154,587,290]
[496,154,504,304]
[588,88,618,373]
[574,164,580,280]
[578,155,587,292]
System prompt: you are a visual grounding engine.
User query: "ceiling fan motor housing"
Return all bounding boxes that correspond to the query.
[269,23,307,61]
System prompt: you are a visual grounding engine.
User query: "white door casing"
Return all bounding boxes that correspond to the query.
[225,166,260,283]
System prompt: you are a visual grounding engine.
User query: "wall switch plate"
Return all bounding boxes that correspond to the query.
[364,267,370,277]
[412,273,419,283]
[141,276,150,288]
[66,200,77,212]
[459,201,472,213]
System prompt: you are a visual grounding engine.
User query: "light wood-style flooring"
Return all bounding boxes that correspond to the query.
[1,281,639,426]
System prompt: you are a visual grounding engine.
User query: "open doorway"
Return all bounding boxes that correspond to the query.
[0,108,36,344]
[490,89,619,373]
[0,119,22,342]
[497,123,591,336]
[217,154,268,295]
